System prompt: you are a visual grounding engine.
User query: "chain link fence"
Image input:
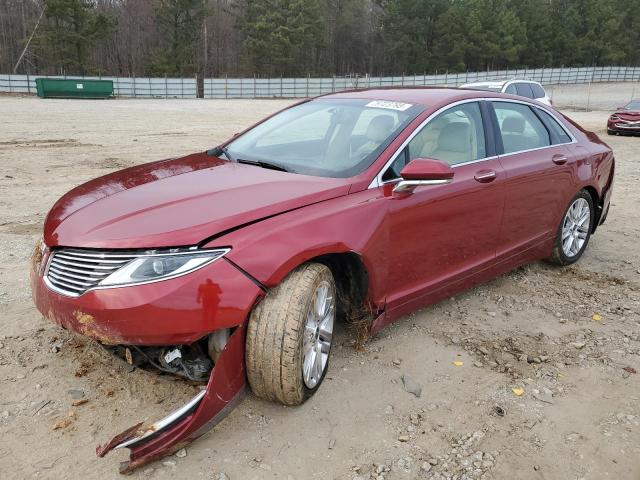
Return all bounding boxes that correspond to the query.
[1,66,639,103]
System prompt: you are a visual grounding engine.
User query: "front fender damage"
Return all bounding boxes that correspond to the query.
[97,324,248,474]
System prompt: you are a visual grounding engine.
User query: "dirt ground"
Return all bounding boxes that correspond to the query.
[0,83,638,480]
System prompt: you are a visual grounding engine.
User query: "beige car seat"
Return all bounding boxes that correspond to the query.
[425,122,473,165]
[501,115,537,152]
[352,115,395,160]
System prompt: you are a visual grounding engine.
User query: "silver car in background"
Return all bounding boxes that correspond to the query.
[460,79,552,106]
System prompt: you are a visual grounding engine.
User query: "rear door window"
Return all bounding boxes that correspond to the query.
[515,83,535,99]
[530,83,546,99]
[493,102,551,154]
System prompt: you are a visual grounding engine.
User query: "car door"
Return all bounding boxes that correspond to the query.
[491,100,575,258]
[380,101,505,317]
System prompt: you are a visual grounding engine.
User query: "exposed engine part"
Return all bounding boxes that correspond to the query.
[104,340,214,382]
[157,345,212,382]
[103,329,236,382]
[208,328,230,362]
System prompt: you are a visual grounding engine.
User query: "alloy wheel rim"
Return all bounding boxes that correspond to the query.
[302,280,335,389]
[561,197,590,257]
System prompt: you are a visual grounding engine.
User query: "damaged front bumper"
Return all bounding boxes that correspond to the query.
[97,324,248,473]
[31,246,264,472]
[31,247,262,345]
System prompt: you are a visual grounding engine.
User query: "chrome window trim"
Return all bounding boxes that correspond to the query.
[369,97,576,189]
[369,98,488,188]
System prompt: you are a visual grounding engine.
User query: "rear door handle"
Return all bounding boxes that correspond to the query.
[474,169,497,183]
[552,154,568,165]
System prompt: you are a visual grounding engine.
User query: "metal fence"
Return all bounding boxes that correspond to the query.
[1,66,639,99]
[204,66,640,99]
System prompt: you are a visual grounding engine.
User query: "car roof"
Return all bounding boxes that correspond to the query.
[321,87,500,107]
[461,79,542,87]
[461,80,509,88]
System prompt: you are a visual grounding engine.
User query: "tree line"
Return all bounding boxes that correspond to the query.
[1,0,639,78]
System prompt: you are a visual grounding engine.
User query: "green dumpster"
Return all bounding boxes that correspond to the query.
[35,78,113,99]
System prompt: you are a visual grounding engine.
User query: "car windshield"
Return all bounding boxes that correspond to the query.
[223,98,424,178]
[623,100,640,110]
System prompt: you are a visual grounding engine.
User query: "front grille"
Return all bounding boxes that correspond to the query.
[45,248,138,296]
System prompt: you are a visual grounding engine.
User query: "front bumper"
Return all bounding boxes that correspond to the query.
[32,251,262,345]
[97,323,249,473]
[608,120,640,134]
[31,246,264,472]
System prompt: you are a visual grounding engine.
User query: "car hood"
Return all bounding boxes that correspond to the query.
[614,110,640,120]
[44,152,350,248]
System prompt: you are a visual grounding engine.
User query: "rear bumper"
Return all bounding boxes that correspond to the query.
[31,251,262,345]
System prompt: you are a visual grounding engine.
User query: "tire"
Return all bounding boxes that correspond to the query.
[246,263,336,405]
[607,129,616,136]
[549,190,594,266]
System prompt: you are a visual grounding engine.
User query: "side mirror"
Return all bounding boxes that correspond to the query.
[393,158,454,194]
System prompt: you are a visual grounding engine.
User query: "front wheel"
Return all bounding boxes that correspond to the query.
[549,190,594,266]
[246,263,336,405]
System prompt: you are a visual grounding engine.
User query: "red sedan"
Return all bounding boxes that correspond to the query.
[31,88,614,472]
[607,100,640,135]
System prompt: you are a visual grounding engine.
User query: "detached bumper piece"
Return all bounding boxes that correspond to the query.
[97,325,247,474]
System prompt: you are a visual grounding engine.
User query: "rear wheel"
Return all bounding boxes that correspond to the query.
[246,263,336,405]
[549,190,594,266]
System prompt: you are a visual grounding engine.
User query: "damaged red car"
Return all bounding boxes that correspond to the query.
[607,99,640,135]
[31,88,614,472]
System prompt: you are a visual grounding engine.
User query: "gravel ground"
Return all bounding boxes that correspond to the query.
[0,85,638,480]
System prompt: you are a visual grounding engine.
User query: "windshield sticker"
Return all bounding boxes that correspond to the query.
[365,100,413,111]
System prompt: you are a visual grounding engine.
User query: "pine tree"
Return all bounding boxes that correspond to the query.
[381,0,448,74]
[32,0,116,75]
[239,0,323,75]
[147,0,206,76]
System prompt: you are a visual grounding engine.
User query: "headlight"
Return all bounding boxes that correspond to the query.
[99,248,229,287]
[610,115,619,121]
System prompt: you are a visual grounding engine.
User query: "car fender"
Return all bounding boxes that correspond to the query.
[203,187,390,312]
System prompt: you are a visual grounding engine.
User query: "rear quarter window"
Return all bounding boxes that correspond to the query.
[535,109,572,144]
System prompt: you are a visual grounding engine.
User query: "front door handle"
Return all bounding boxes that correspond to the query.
[474,169,497,183]
[552,154,568,165]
